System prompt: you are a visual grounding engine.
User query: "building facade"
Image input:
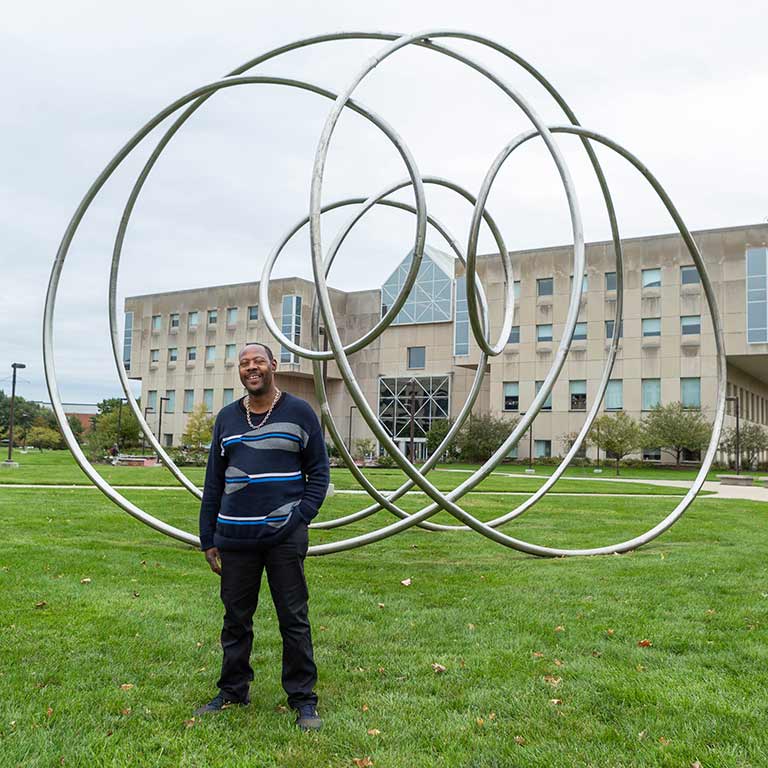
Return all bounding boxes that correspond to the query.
[124,225,768,464]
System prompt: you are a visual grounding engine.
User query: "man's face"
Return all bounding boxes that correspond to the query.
[239,345,277,396]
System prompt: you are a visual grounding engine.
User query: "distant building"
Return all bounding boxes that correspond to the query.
[124,225,768,465]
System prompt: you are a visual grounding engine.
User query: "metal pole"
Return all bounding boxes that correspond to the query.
[409,379,416,464]
[596,425,601,470]
[735,396,741,474]
[116,398,124,454]
[347,404,356,453]
[157,397,169,460]
[6,363,26,462]
[142,406,153,456]
[320,327,328,442]
[528,425,533,470]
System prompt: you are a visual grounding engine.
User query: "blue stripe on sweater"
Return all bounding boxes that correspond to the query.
[223,432,302,447]
[225,475,302,484]
[216,515,290,526]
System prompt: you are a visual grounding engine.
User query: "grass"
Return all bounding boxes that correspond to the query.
[1,484,766,766]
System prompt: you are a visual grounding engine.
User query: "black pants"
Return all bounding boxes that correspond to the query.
[217,523,317,708]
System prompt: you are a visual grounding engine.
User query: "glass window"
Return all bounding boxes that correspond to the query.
[203,389,213,413]
[681,377,701,409]
[605,319,623,339]
[248,305,259,322]
[503,382,519,412]
[605,272,617,292]
[205,345,216,363]
[643,447,661,461]
[223,389,234,406]
[225,343,237,362]
[747,247,768,343]
[605,380,623,410]
[681,315,701,335]
[454,276,469,356]
[378,376,450,440]
[188,311,199,330]
[537,324,553,342]
[186,346,196,362]
[151,315,161,332]
[642,379,661,410]
[150,348,159,363]
[642,317,661,337]
[642,268,661,288]
[534,439,551,458]
[507,444,518,459]
[573,322,587,341]
[165,390,175,414]
[537,277,553,296]
[123,312,133,370]
[513,280,521,299]
[570,274,588,294]
[507,325,520,344]
[570,380,587,411]
[207,309,218,326]
[170,312,180,329]
[407,346,426,369]
[183,389,194,413]
[681,265,700,285]
[281,295,301,363]
[535,381,552,411]
[147,390,157,412]
[163,434,173,448]
[226,307,238,326]
[381,249,453,325]
[168,347,178,363]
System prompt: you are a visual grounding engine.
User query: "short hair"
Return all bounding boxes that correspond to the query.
[240,342,274,362]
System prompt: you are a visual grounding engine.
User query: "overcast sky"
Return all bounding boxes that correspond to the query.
[2,0,766,406]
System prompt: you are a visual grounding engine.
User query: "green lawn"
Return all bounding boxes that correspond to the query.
[1,486,766,766]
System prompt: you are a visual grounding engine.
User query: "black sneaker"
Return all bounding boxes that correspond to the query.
[295,703,322,731]
[193,692,249,716]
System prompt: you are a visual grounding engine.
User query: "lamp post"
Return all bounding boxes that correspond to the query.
[116,397,127,454]
[725,395,740,473]
[3,362,26,466]
[406,378,419,464]
[348,404,357,454]
[594,423,602,473]
[141,406,154,456]
[157,397,170,460]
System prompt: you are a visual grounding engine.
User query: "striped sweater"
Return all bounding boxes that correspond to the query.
[199,392,330,551]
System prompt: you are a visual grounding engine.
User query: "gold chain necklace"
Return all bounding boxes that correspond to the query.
[243,389,281,431]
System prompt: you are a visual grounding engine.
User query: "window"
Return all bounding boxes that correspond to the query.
[248,305,259,322]
[643,447,661,461]
[513,280,521,299]
[642,378,661,410]
[281,295,302,363]
[170,312,180,329]
[150,348,160,363]
[605,380,623,410]
[535,439,552,458]
[503,382,519,412]
[123,312,133,370]
[681,377,701,409]
[163,434,173,448]
[207,309,218,326]
[573,322,587,341]
[605,272,617,292]
[570,380,587,411]
[605,319,623,339]
[537,324,553,342]
[407,346,426,369]
[681,265,700,285]
[508,326,520,344]
[454,276,469,356]
[168,347,178,363]
[165,390,175,413]
[642,268,661,288]
[223,388,234,406]
[205,345,216,364]
[570,274,588,294]
[535,381,552,411]
[151,315,161,332]
[378,376,450,440]
[225,343,237,363]
[203,389,213,413]
[642,317,661,337]
[226,307,238,326]
[507,444,518,459]
[682,448,701,463]
[183,389,194,413]
[186,346,197,362]
[747,247,768,343]
[188,311,199,330]
[537,277,553,297]
[147,390,157,412]
[681,315,701,335]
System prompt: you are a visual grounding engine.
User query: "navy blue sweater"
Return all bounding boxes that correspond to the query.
[199,392,330,551]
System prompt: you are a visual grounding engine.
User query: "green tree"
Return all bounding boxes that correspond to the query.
[0,390,47,446]
[455,413,517,464]
[67,415,85,443]
[719,423,768,470]
[589,412,643,475]
[182,403,214,449]
[26,425,65,450]
[425,418,455,461]
[86,401,142,455]
[353,438,375,462]
[642,402,712,468]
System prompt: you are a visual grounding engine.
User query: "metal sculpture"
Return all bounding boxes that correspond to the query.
[44,31,727,556]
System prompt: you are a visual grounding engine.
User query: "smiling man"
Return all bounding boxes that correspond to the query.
[194,342,330,731]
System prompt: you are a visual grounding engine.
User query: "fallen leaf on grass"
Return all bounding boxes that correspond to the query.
[691,762,702,768]
[80,578,91,585]
[377,603,385,609]
[131,592,140,599]
[658,736,670,746]
[366,728,381,736]
[120,708,131,716]
[400,578,412,587]
[184,718,196,728]
[553,658,563,667]
[377,666,385,674]
[592,650,602,657]
[34,601,48,609]
[636,664,646,672]
[319,626,328,632]
[606,629,615,636]
[554,625,565,633]
[705,609,716,616]
[548,699,563,705]
[46,707,53,718]
[431,663,447,674]
[119,684,134,691]
[638,729,648,741]
[352,758,373,767]
[543,675,561,687]
[476,717,484,727]
[637,639,653,648]
[514,735,526,745]
[361,704,369,712]
[532,651,544,658]
[467,623,476,631]
[275,705,288,714]
[488,712,496,721]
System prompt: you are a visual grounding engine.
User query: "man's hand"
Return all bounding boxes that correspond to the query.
[204,547,222,575]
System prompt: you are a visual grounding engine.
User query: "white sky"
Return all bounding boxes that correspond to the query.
[2,0,766,404]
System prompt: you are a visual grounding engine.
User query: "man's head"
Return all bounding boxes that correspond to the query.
[239,343,277,397]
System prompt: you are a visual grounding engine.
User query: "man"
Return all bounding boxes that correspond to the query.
[194,342,330,731]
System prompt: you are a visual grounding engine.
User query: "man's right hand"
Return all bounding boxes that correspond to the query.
[204,547,222,575]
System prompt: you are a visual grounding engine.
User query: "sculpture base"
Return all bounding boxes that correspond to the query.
[0,461,19,470]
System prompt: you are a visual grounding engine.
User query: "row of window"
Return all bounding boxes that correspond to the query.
[149,343,241,365]
[145,388,237,414]
[502,377,702,412]
[507,440,693,462]
[533,266,700,297]
[150,305,260,333]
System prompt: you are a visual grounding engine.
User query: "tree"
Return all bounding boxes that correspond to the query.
[425,418,455,460]
[85,402,142,455]
[588,412,642,475]
[67,415,85,443]
[720,423,768,470]
[182,403,214,449]
[353,438,375,462]
[0,390,47,446]
[642,402,712,468]
[26,425,65,450]
[560,430,592,457]
[455,413,517,464]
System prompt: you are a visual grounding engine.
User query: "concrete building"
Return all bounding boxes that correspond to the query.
[124,224,768,465]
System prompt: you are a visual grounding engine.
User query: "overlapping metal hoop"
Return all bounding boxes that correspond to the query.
[44,30,727,556]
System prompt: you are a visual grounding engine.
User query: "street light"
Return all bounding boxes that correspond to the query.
[157,397,170,460]
[3,362,26,466]
[725,395,741,474]
[141,406,154,456]
[116,397,127,454]
[406,378,419,464]
[348,404,357,454]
